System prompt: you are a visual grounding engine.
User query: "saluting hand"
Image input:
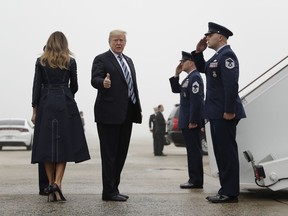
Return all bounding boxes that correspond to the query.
[103,73,111,88]
[175,63,182,77]
[196,37,207,53]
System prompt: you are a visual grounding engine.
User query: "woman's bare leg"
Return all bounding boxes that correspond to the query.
[44,162,55,185]
[55,162,66,189]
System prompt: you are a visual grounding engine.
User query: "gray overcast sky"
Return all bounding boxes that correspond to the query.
[0,0,287,138]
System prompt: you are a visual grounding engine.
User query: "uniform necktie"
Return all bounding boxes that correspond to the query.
[118,55,136,104]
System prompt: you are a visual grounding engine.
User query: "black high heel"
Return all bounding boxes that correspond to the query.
[52,183,66,201]
[47,185,57,202]
[48,193,57,202]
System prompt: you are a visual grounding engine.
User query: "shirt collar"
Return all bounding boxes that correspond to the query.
[110,49,122,58]
[216,44,228,54]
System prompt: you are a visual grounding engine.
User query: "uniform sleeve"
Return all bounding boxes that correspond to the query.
[192,51,206,73]
[220,53,239,113]
[69,58,78,96]
[31,59,42,108]
[169,76,181,93]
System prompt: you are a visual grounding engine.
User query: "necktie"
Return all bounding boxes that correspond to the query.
[118,55,136,104]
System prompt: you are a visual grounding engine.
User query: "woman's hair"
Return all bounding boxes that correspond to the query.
[40,31,72,69]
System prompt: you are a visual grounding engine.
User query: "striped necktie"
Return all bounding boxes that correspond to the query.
[118,55,136,104]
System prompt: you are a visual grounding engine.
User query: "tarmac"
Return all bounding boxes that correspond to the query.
[0,133,288,216]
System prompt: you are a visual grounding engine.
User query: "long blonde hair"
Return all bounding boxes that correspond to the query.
[40,31,72,69]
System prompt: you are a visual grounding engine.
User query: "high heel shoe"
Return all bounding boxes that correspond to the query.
[52,183,66,201]
[47,185,57,202]
[47,192,57,202]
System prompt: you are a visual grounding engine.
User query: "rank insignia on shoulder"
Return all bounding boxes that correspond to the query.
[225,58,235,69]
[192,81,199,94]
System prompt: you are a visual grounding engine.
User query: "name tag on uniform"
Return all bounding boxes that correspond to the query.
[209,61,218,68]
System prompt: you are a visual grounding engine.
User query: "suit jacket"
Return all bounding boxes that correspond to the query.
[155,112,166,135]
[149,113,156,131]
[192,46,246,119]
[91,50,142,124]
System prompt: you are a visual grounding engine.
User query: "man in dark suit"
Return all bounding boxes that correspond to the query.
[154,104,167,156]
[91,29,142,202]
[169,51,204,189]
[193,22,246,203]
[148,107,157,155]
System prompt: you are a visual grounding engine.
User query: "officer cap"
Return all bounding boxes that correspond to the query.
[205,22,233,39]
[180,51,194,61]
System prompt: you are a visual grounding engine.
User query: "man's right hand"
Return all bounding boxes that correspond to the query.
[196,37,207,53]
[103,73,111,88]
[175,63,182,77]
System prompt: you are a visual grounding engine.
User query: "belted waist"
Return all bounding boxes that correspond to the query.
[42,84,68,89]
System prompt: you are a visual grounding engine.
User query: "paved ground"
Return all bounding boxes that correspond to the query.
[0,133,288,216]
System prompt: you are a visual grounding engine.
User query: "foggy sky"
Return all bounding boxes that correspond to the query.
[0,0,287,139]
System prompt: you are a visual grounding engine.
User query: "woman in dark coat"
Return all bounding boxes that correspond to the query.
[31,31,90,202]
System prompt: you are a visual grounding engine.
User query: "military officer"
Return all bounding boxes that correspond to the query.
[192,22,246,203]
[169,51,204,189]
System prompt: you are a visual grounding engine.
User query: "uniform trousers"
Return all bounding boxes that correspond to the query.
[182,128,203,186]
[209,119,240,197]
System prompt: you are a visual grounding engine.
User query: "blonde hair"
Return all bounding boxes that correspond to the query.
[40,31,72,69]
[108,29,127,43]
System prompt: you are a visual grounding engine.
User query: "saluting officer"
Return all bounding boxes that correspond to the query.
[193,22,246,203]
[169,51,204,189]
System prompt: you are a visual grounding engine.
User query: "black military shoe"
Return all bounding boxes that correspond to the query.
[180,182,203,189]
[207,194,238,203]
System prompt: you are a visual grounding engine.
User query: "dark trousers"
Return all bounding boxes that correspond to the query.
[209,119,240,197]
[38,163,49,192]
[96,103,134,197]
[154,133,165,155]
[182,128,203,186]
[152,131,156,154]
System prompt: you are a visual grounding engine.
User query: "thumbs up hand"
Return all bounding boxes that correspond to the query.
[103,73,111,88]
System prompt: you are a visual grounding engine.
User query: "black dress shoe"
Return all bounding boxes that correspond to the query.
[102,194,127,202]
[155,153,167,156]
[119,194,129,199]
[207,194,238,203]
[206,194,218,200]
[180,182,203,189]
[39,190,48,196]
[39,185,50,196]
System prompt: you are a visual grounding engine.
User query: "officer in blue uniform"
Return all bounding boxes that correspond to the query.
[192,22,246,203]
[169,51,204,189]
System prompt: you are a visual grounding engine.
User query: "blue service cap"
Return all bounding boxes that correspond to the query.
[181,51,194,61]
[205,22,233,39]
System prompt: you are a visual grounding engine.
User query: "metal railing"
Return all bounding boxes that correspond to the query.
[239,55,288,99]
